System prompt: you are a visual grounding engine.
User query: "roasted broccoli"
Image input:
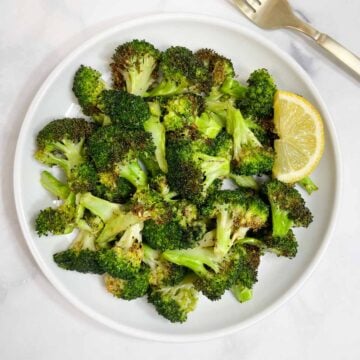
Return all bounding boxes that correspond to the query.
[264,179,313,238]
[111,39,160,95]
[202,189,269,257]
[72,65,107,120]
[166,137,230,203]
[53,214,104,274]
[147,276,198,323]
[148,46,210,96]
[104,269,149,300]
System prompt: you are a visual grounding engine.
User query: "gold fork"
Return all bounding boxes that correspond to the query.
[232,0,360,78]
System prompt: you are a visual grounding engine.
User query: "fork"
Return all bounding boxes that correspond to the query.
[232,0,360,78]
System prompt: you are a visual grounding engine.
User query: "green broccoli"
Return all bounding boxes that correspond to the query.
[166,137,230,203]
[237,68,277,119]
[147,276,198,323]
[264,179,313,238]
[202,189,269,257]
[104,268,149,300]
[143,244,187,287]
[97,89,150,129]
[148,46,210,96]
[53,214,104,274]
[111,39,160,95]
[98,222,144,279]
[88,125,153,188]
[163,242,248,300]
[40,171,70,200]
[35,192,77,236]
[79,192,141,248]
[35,118,95,178]
[144,101,168,173]
[297,177,319,195]
[72,65,107,120]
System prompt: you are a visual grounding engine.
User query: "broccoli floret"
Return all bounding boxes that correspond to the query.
[88,125,152,188]
[162,94,204,131]
[68,162,98,193]
[264,180,313,238]
[35,192,77,236]
[220,77,247,99]
[53,215,104,274]
[40,171,70,200]
[104,268,149,300]
[148,174,177,201]
[147,276,198,323]
[35,118,95,178]
[144,101,168,173]
[297,177,319,195]
[227,107,274,175]
[97,90,150,129]
[95,172,135,203]
[72,65,106,118]
[143,244,187,287]
[111,39,160,95]
[259,229,298,258]
[237,68,277,119]
[163,243,247,300]
[166,137,230,203]
[195,48,235,88]
[202,189,269,257]
[142,217,204,251]
[148,46,210,96]
[98,222,144,279]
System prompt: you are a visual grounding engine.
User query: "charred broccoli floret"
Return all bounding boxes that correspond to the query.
[147,276,198,323]
[202,189,269,257]
[53,214,104,274]
[104,268,149,300]
[237,68,277,119]
[35,192,77,236]
[98,222,144,279]
[143,244,187,287]
[264,179,313,238]
[72,65,106,119]
[163,242,248,300]
[166,137,230,203]
[111,39,160,95]
[97,89,150,129]
[148,46,210,96]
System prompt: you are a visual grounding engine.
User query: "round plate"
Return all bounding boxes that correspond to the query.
[14,14,341,342]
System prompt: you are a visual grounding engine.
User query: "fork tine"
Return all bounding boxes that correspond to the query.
[246,0,261,9]
[232,0,256,19]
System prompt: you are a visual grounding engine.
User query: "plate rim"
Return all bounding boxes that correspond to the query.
[13,13,342,342]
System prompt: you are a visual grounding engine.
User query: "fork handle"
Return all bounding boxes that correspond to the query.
[315,34,360,77]
[289,18,360,77]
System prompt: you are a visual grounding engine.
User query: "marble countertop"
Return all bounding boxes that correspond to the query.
[1,0,359,358]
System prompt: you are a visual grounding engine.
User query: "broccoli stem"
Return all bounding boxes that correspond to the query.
[271,204,293,238]
[80,192,124,223]
[163,247,220,277]
[195,153,230,191]
[230,174,259,190]
[231,284,253,303]
[220,78,247,99]
[214,209,233,257]
[118,160,147,189]
[297,177,318,195]
[144,116,168,173]
[40,171,70,200]
[226,107,261,162]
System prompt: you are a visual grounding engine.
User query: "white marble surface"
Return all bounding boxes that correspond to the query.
[0,0,359,358]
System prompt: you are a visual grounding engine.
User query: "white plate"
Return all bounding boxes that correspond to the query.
[14,14,341,342]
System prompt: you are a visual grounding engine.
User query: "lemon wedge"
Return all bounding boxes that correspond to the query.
[272,90,325,183]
